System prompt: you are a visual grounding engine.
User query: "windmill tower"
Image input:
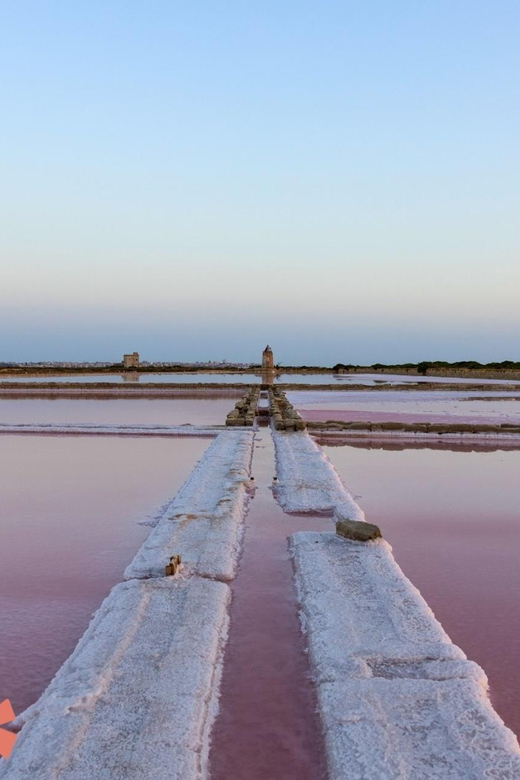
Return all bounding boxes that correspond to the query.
[262,345,274,370]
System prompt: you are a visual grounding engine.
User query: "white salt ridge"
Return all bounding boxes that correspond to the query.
[1,431,254,778]
[137,496,177,527]
[125,430,254,581]
[0,423,224,436]
[0,578,229,780]
[312,428,520,443]
[272,430,364,520]
[291,532,520,779]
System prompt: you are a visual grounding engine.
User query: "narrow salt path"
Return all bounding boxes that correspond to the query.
[209,430,329,780]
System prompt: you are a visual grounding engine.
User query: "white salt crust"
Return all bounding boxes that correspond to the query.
[125,430,254,581]
[291,532,520,779]
[0,578,229,780]
[0,423,225,436]
[272,429,364,520]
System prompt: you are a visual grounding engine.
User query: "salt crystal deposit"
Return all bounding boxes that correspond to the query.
[0,578,229,780]
[125,430,254,581]
[291,531,520,778]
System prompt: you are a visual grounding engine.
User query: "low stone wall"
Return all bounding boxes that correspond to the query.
[269,388,306,431]
[225,387,260,426]
[306,420,520,435]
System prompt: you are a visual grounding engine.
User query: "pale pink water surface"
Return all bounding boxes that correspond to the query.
[2,372,520,385]
[302,408,520,425]
[290,389,520,426]
[0,397,234,427]
[0,435,210,713]
[321,440,520,737]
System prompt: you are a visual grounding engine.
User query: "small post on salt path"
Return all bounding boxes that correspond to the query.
[165,554,182,576]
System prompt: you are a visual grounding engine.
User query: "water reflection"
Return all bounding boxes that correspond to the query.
[2,372,520,386]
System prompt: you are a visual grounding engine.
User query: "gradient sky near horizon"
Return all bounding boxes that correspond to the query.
[1,1,519,365]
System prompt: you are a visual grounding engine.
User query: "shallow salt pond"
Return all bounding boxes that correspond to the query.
[321,440,520,737]
[0,434,211,713]
[0,397,235,427]
[291,389,520,426]
[2,371,520,385]
[0,372,332,385]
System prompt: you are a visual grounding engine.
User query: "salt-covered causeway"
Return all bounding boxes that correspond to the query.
[1,423,519,778]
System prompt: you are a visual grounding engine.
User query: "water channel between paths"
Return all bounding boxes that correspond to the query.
[209,430,329,780]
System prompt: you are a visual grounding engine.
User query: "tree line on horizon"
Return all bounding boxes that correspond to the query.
[332,360,520,374]
[2,360,520,374]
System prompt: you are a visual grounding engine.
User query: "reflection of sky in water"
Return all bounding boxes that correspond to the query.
[0,435,211,713]
[2,372,520,385]
[324,443,520,738]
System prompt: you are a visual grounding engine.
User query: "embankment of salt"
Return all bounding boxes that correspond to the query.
[2,430,256,778]
[0,578,229,780]
[272,429,364,520]
[125,430,254,581]
[0,423,224,436]
[291,531,520,779]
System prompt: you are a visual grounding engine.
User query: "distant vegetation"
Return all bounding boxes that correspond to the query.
[333,361,520,375]
[1,360,519,376]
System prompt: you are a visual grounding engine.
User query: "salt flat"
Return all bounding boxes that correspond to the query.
[0,578,229,780]
[291,531,520,779]
[125,430,254,581]
[272,429,364,519]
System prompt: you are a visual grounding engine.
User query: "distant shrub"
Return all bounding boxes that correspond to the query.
[332,363,354,372]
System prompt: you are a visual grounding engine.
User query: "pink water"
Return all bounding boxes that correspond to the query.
[0,398,233,427]
[209,433,328,780]
[2,372,520,386]
[322,441,520,737]
[303,408,520,425]
[291,389,520,427]
[0,435,210,713]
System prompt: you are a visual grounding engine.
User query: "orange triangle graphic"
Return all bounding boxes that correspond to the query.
[0,700,16,726]
[0,700,18,760]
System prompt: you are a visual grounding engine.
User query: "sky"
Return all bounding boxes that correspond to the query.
[1,1,519,365]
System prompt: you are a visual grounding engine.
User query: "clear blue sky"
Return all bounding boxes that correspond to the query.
[1,1,518,364]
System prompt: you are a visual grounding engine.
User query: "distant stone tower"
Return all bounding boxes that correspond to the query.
[262,345,274,370]
[123,352,140,369]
